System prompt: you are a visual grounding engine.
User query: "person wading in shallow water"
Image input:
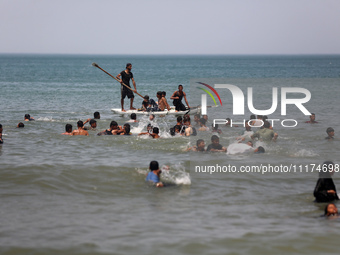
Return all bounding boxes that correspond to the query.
[116,63,137,112]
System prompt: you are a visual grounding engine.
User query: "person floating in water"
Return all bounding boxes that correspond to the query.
[324,203,339,218]
[127,113,138,123]
[84,119,97,130]
[145,161,164,187]
[17,122,25,128]
[325,127,335,140]
[170,84,190,112]
[0,124,3,144]
[226,141,265,155]
[97,121,121,136]
[305,113,318,124]
[116,63,137,112]
[24,114,34,121]
[139,127,160,139]
[207,135,226,152]
[187,139,206,152]
[198,118,209,131]
[251,121,278,142]
[120,123,132,135]
[183,115,197,137]
[72,120,89,136]
[61,124,72,135]
[313,161,339,203]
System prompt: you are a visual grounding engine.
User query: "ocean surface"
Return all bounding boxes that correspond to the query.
[1,54,340,255]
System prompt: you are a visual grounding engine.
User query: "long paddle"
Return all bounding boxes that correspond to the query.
[92,62,144,99]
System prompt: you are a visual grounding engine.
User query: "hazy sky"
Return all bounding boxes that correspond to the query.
[1,0,340,55]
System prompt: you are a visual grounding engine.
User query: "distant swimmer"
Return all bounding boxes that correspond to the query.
[127,113,138,123]
[324,203,340,219]
[139,127,160,139]
[61,124,73,135]
[120,123,132,135]
[313,161,339,203]
[237,120,254,141]
[24,114,34,121]
[187,139,206,152]
[183,115,197,137]
[116,63,137,112]
[84,111,100,126]
[84,119,97,130]
[145,160,164,187]
[325,127,335,140]
[211,124,222,134]
[251,121,278,142]
[17,122,25,128]
[227,142,265,155]
[0,124,3,144]
[207,135,226,152]
[97,121,121,136]
[305,113,318,124]
[198,118,209,131]
[149,114,155,121]
[170,84,190,112]
[202,114,208,124]
[72,120,89,136]
[193,114,200,127]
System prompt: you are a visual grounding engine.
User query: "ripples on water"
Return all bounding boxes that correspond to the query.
[1,55,340,254]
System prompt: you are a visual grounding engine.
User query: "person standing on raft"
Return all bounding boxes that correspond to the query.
[116,63,137,112]
[170,85,190,112]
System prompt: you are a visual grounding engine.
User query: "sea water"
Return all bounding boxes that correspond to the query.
[0,54,340,254]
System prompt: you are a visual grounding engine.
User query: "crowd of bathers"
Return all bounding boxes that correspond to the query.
[0,111,338,218]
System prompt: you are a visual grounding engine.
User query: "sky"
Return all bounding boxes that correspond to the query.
[1,0,340,55]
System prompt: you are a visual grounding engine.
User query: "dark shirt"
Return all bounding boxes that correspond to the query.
[314,177,339,202]
[120,70,133,88]
[207,143,223,151]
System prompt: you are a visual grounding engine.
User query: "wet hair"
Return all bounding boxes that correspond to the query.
[212,123,218,130]
[147,123,153,128]
[150,160,159,171]
[256,146,265,153]
[196,139,204,147]
[124,123,131,134]
[110,121,118,128]
[324,203,336,216]
[126,63,132,68]
[326,127,334,134]
[177,116,183,123]
[89,119,96,125]
[174,125,181,132]
[144,95,149,100]
[157,91,162,97]
[131,113,137,120]
[178,84,183,89]
[319,161,334,178]
[211,135,219,142]
[311,113,315,116]
[65,124,72,132]
[77,120,84,128]
[183,115,191,123]
[17,122,25,128]
[24,114,30,119]
[162,91,166,96]
[153,127,159,134]
[263,121,270,129]
[94,112,100,119]
[199,118,206,125]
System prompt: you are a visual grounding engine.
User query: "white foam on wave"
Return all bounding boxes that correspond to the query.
[161,164,191,185]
